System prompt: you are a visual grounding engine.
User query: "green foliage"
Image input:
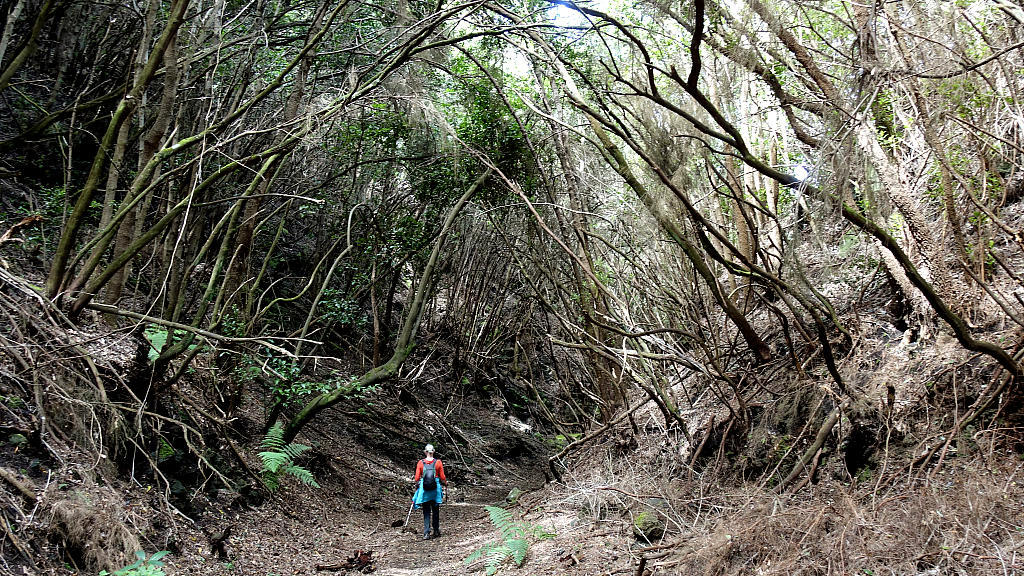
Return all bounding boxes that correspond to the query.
[219,307,248,338]
[965,237,997,271]
[421,53,539,201]
[464,506,554,575]
[36,186,69,220]
[329,372,379,400]
[259,423,320,492]
[144,327,169,363]
[937,77,1001,121]
[156,437,175,462]
[99,551,170,576]
[232,351,332,408]
[320,288,366,328]
[143,326,204,364]
[871,90,900,150]
[542,432,579,451]
[856,466,874,483]
[7,186,66,254]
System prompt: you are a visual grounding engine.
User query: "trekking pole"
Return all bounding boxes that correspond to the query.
[403,501,414,527]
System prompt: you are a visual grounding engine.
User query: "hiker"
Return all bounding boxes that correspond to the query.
[412,443,448,540]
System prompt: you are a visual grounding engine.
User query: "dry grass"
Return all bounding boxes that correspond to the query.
[646,456,1024,575]
[48,481,146,572]
[534,409,1024,576]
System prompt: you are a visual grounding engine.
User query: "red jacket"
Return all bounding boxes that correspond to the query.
[414,458,447,484]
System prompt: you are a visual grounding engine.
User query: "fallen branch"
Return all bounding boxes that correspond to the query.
[0,467,37,502]
[687,415,714,479]
[777,404,844,491]
[0,215,42,244]
[790,447,823,493]
[84,302,320,357]
[0,510,36,566]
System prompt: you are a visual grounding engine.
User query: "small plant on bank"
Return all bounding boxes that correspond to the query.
[259,423,319,491]
[99,550,170,576]
[464,505,554,575]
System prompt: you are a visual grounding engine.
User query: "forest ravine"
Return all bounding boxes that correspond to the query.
[3,0,1024,574]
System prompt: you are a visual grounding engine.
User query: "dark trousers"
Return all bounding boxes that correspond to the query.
[422,501,440,535]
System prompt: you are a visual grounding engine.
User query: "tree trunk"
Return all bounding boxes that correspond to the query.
[45,0,190,300]
[281,169,491,442]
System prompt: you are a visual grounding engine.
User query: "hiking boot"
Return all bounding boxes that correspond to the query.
[432,530,441,538]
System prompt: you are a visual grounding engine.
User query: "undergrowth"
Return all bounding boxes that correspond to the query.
[99,551,170,576]
[259,423,319,491]
[464,505,554,575]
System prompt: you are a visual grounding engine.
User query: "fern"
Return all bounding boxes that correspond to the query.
[258,450,289,474]
[464,505,554,575]
[283,442,310,460]
[484,546,512,576]
[284,465,319,487]
[466,543,511,576]
[261,424,287,450]
[486,506,523,541]
[99,551,170,576]
[259,423,320,491]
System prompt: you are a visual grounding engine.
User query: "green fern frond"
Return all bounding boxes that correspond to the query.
[465,542,502,566]
[258,423,319,492]
[259,450,289,474]
[467,506,556,575]
[507,538,529,566]
[484,545,512,576]
[484,506,522,541]
[484,505,510,526]
[261,423,287,450]
[283,442,311,460]
[284,465,320,488]
[464,548,485,565]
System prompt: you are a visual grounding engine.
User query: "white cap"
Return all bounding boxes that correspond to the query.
[424,444,434,453]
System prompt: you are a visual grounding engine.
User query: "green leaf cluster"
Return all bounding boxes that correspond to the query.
[464,505,554,575]
[233,352,332,407]
[143,326,204,364]
[99,551,170,576]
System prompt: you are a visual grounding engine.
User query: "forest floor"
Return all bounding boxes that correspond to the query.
[138,375,635,576]
[152,398,632,576]
[161,474,633,576]
[5,376,1024,576]
[3,298,1023,575]
[166,481,514,575]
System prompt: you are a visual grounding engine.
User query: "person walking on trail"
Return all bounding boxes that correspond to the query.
[412,444,448,540]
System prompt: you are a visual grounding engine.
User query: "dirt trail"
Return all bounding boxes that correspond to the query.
[371,484,510,575]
